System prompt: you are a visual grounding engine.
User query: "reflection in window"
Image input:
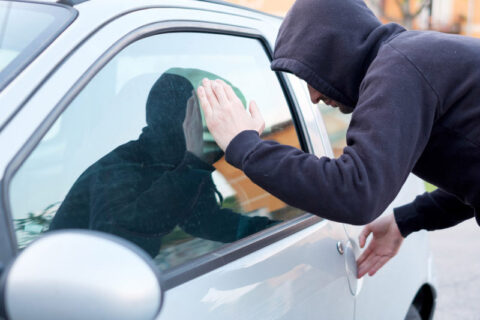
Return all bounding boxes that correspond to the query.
[317,103,352,158]
[10,33,304,270]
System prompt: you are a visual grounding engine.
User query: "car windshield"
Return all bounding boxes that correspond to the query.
[0,1,75,90]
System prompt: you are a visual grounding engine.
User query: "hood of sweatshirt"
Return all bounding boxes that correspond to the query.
[271,0,405,109]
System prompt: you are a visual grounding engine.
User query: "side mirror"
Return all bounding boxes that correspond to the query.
[0,230,163,320]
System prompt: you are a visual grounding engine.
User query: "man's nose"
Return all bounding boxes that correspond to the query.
[310,92,321,104]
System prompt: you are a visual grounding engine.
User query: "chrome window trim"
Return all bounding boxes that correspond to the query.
[1,20,322,289]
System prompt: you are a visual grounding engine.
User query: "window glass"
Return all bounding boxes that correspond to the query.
[318,102,435,192]
[317,103,351,158]
[10,32,304,270]
[0,1,74,89]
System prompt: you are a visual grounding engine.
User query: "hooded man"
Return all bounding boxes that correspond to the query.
[196,0,480,277]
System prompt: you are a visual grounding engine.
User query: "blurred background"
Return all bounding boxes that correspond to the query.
[226,0,480,37]
[222,1,480,319]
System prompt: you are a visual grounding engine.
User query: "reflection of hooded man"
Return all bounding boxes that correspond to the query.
[50,71,276,257]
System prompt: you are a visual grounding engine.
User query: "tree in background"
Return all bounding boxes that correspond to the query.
[366,0,431,29]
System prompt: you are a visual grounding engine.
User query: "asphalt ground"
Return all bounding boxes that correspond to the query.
[429,219,480,320]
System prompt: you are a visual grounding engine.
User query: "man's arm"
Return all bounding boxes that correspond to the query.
[198,49,438,225]
[178,154,279,242]
[179,196,278,243]
[394,189,475,237]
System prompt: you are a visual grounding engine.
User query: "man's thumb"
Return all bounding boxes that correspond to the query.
[359,225,371,248]
[249,101,265,134]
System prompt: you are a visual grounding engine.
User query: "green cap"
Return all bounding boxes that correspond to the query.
[165,67,247,108]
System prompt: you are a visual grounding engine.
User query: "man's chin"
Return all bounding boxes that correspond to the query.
[339,105,354,114]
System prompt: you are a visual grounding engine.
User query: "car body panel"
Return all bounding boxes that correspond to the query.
[0,4,356,319]
[344,175,434,320]
[159,220,354,320]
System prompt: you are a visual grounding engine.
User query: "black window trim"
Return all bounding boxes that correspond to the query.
[1,20,323,290]
[0,181,14,265]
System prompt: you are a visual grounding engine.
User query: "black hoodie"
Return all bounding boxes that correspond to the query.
[225,0,480,236]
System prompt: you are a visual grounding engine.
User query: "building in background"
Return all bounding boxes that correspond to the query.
[226,0,480,37]
[430,0,480,37]
[225,0,295,16]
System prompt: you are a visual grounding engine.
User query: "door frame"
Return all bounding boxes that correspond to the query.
[0,14,325,290]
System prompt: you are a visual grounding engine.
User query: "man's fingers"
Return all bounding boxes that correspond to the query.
[212,80,229,105]
[202,79,220,108]
[356,253,370,278]
[197,86,212,118]
[358,225,371,248]
[369,256,389,277]
[357,265,368,279]
[356,247,373,274]
[249,101,265,134]
[357,254,379,279]
[217,79,238,102]
[356,242,373,265]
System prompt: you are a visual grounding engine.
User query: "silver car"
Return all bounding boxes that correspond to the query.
[0,0,436,319]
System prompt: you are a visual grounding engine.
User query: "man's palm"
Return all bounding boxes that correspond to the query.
[356,214,404,278]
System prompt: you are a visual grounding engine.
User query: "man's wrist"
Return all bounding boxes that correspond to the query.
[391,213,405,239]
[393,202,423,238]
[225,130,262,169]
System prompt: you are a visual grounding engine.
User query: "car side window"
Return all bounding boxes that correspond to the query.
[9,32,305,270]
[317,104,351,157]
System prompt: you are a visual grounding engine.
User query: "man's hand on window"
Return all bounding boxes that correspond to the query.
[197,78,265,151]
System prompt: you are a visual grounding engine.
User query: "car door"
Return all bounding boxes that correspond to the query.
[312,87,434,320]
[0,4,356,319]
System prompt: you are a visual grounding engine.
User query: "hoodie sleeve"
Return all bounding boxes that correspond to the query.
[394,189,474,237]
[89,151,277,255]
[225,46,438,225]
[177,154,279,242]
[179,190,278,243]
[86,152,210,256]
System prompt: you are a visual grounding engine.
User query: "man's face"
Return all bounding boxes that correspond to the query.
[307,84,354,114]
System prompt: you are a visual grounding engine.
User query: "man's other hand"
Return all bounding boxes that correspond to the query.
[356,214,404,278]
[197,78,265,151]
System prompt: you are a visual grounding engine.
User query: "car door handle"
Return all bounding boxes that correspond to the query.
[336,241,344,255]
[343,240,364,296]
